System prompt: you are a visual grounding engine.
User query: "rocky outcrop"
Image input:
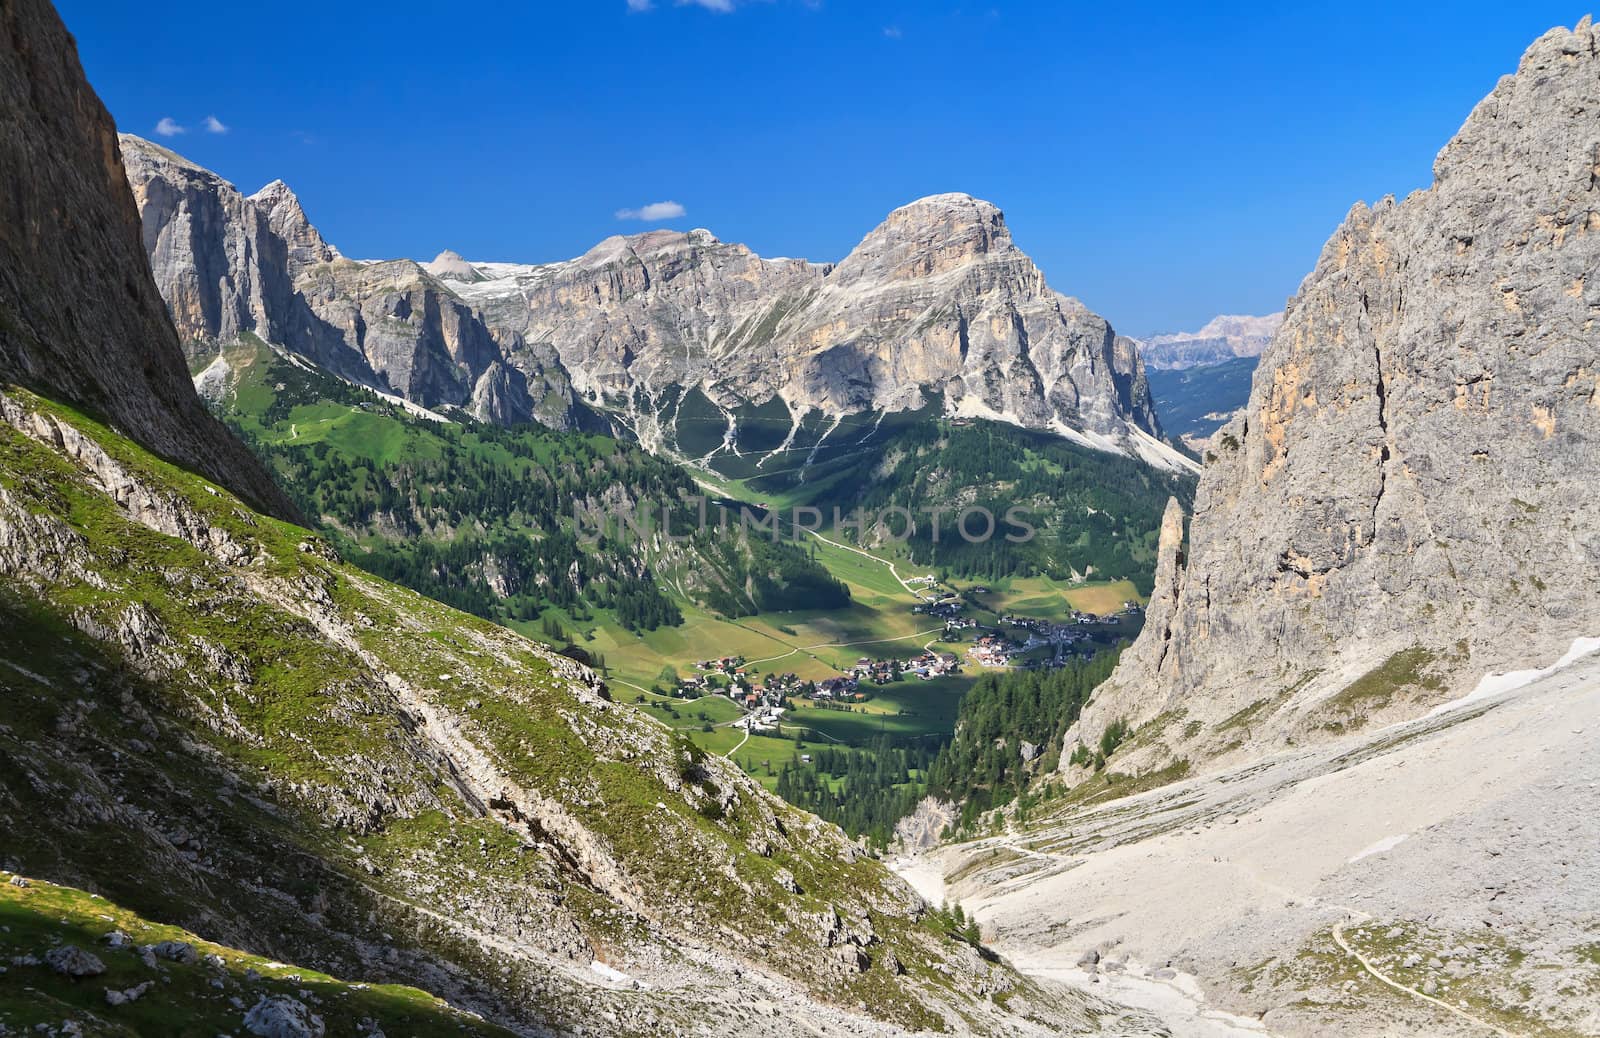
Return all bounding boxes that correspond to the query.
[1069,18,1600,774]
[458,194,1180,465]
[1137,313,1282,370]
[0,0,296,522]
[121,136,582,429]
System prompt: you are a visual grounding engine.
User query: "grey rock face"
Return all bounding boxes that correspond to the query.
[120,136,582,430]
[128,144,1183,463]
[123,138,296,352]
[0,0,296,523]
[1137,313,1283,370]
[126,136,1177,463]
[457,195,1174,461]
[243,995,326,1038]
[1071,18,1600,773]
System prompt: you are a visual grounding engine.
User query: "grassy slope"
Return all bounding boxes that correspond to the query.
[0,387,1095,1035]
[0,875,513,1038]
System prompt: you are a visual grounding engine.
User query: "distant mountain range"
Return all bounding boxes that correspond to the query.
[1135,312,1282,370]
[121,136,1193,475]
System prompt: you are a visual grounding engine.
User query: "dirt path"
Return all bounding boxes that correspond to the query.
[1330,918,1517,1038]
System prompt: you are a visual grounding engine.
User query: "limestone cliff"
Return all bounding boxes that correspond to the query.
[456,194,1183,468]
[0,0,295,522]
[1069,17,1600,775]
[121,135,582,429]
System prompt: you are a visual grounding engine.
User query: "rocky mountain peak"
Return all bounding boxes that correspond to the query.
[423,248,485,283]
[830,192,1014,285]
[124,141,581,429]
[246,176,339,267]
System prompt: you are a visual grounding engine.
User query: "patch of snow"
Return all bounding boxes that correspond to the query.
[1348,834,1408,863]
[1426,635,1600,718]
[589,960,630,984]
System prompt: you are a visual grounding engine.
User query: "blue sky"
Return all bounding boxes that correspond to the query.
[59,0,1583,335]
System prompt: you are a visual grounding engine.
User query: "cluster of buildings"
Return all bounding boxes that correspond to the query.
[695,656,747,677]
[810,675,864,702]
[967,633,1024,668]
[905,650,961,679]
[731,699,786,733]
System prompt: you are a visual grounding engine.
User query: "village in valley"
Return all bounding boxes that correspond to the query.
[653,574,1145,736]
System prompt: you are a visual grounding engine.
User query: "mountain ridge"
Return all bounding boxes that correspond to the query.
[121,139,1193,473]
[1135,312,1282,370]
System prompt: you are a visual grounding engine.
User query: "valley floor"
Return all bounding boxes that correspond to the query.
[895,642,1600,1037]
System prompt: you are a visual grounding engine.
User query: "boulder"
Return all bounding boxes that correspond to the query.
[45,945,105,977]
[149,940,198,964]
[243,995,326,1038]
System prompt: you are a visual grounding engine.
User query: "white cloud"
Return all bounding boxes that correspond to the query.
[154,117,185,137]
[615,200,687,222]
[627,0,767,11]
[202,115,228,134]
[883,25,903,38]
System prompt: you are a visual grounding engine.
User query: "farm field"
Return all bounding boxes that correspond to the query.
[976,575,1142,616]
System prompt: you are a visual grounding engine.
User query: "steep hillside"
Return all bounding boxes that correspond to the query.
[0,385,1120,1035]
[1146,356,1258,448]
[1065,16,1600,779]
[204,336,846,631]
[0,874,516,1037]
[734,412,1192,591]
[0,0,293,522]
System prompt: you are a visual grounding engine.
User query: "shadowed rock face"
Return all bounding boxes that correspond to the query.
[121,135,581,430]
[0,0,297,522]
[1070,18,1600,773]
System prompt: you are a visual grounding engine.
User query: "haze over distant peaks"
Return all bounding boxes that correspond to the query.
[1137,311,1283,370]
